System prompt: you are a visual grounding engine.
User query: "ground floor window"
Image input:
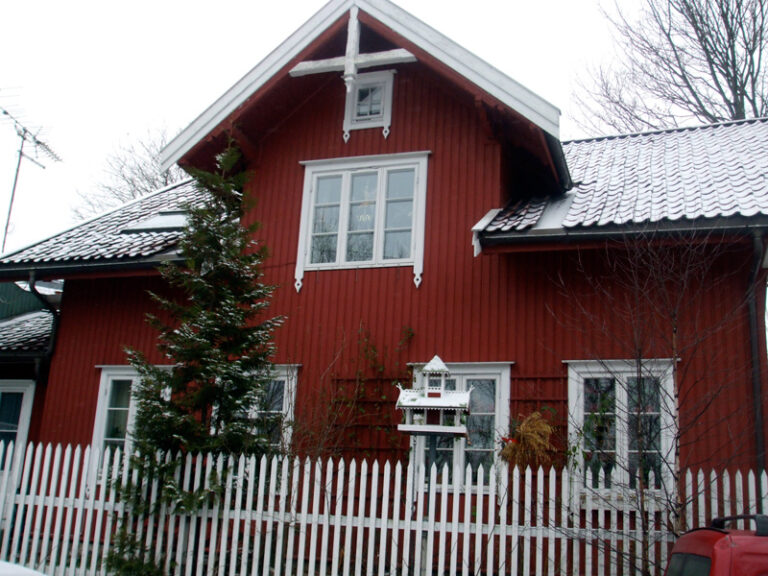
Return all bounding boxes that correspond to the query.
[92,367,141,456]
[92,365,298,455]
[251,365,298,452]
[567,359,675,491]
[411,363,510,486]
[0,380,35,468]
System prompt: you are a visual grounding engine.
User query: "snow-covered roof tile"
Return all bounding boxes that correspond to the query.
[478,118,768,239]
[0,180,204,277]
[0,311,53,354]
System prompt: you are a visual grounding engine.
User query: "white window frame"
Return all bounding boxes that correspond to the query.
[251,365,298,452]
[566,359,676,494]
[342,70,394,142]
[295,152,429,292]
[93,365,299,456]
[0,380,35,466]
[91,366,141,457]
[410,362,511,488]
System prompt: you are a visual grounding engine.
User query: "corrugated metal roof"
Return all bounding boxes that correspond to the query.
[0,311,52,354]
[481,118,768,239]
[0,180,204,275]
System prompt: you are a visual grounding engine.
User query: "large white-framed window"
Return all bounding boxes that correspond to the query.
[342,70,394,142]
[411,363,511,486]
[0,380,35,469]
[295,152,429,292]
[92,365,298,455]
[567,359,675,492]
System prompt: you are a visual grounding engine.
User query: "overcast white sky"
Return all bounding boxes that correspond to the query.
[0,0,618,253]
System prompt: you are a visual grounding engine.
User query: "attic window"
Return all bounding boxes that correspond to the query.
[122,211,188,233]
[343,71,394,142]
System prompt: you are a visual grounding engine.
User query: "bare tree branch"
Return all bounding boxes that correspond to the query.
[578,0,768,134]
[72,129,186,220]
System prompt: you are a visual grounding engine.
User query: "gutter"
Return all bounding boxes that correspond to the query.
[748,232,766,492]
[0,252,183,282]
[478,217,768,249]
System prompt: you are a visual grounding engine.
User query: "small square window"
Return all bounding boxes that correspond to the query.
[343,71,394,141]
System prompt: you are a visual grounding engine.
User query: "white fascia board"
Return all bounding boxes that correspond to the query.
[161,0,560,171]
[471,208,502,257]
[358,0,560,137]
[160,0,355,171]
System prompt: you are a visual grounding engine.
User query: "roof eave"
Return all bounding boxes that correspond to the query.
[0,351,48,359]
[0,252,183,281]
[159,0,354,171]
[478,217,768,251]
[359,0,560,135]
[160,0,561,171]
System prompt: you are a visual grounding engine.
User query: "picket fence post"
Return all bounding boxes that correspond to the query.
[0,443,764,576]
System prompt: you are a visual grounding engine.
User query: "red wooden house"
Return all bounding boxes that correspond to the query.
[1,0,767,490]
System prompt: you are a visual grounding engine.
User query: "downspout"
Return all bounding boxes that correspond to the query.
[748,233,766,495]
[28,271,60,382]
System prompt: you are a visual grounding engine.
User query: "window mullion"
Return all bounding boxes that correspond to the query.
[616,375,629,487]
[125,377,139,454]
[374,168,386,263]
[338,172,351,265]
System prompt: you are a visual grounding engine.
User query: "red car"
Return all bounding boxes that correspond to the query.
[666,515,768,575]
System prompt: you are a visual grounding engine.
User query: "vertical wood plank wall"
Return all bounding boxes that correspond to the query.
[34,62,766,471]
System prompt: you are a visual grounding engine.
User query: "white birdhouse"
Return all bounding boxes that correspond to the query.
[396,355,471,437]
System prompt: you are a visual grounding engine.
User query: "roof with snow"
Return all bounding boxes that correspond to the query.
[0,180,204,279]
[0,311,53,355]
[476,118,768,246]
[1,119,767,277]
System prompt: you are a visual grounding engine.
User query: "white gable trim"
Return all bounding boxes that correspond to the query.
[360,0,560,136]
[160,0,560,171]
[160,0,355,171]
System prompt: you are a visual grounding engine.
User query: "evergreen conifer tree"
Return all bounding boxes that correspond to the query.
[108,146,281,575]
[129,145,282,458]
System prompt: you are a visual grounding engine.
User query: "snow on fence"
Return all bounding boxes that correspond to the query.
[0,442,765,576]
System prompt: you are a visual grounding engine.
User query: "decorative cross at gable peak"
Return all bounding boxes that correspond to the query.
[289,6,417,141]
[289,7,416,82]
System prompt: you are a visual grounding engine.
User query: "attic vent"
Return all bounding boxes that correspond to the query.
[122,211,188,233]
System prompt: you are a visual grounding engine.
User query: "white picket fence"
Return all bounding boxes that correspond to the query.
[0,442,765,576]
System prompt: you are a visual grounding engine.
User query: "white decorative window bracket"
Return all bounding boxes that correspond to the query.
[413,267,422,288]
[294,262,422,293]
[342,124,390,144]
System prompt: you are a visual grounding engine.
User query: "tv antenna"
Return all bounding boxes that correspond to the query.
[1,106,62,253]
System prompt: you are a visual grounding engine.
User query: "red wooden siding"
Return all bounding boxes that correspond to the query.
[30,276,171,446]
[31,61,768,471]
